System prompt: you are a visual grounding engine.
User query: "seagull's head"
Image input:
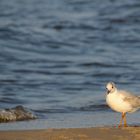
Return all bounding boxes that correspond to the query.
[106,82,116,94]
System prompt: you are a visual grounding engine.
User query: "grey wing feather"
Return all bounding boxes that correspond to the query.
[120,90,140,108]
[123,95,140,108]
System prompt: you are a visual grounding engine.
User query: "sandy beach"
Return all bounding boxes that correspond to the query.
[0,127,140,140]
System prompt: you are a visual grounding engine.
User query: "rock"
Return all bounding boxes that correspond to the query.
[0,105,37,122]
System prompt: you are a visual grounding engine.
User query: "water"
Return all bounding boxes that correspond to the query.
[0,0,140,130]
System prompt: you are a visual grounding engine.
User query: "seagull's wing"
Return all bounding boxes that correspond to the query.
[119,90,140,108]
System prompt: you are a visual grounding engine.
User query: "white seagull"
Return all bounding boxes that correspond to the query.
[106,82,140,127]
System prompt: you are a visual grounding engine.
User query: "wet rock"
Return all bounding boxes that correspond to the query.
[0,105,37,122]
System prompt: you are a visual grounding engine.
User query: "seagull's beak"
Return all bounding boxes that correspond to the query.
[107,89,110,94]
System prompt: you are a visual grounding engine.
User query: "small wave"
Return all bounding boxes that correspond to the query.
[78,62,115,68]
[42,21,96,31]
[34,104,110,116]
[79,104,109,112]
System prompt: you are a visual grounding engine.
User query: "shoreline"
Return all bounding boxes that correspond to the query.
[0,127,140,140]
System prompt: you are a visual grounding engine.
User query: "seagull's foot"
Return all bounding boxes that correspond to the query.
[118,124,128,128]
[124,123,128,127]
[118,124,122,128]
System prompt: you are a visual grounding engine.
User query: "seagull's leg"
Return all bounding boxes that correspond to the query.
[123,113,127,127]
[118,113,123,127]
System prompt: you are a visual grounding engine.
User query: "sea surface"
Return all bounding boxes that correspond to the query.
[0,0,140,130]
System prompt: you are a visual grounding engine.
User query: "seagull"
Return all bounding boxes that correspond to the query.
[106,82,140,127]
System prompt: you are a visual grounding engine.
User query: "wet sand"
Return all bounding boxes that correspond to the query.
[0,127,140,140]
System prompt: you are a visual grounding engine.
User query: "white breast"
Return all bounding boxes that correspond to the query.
[106,92,132,113]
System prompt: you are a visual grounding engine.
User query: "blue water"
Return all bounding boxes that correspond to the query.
[0,0,140,130]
